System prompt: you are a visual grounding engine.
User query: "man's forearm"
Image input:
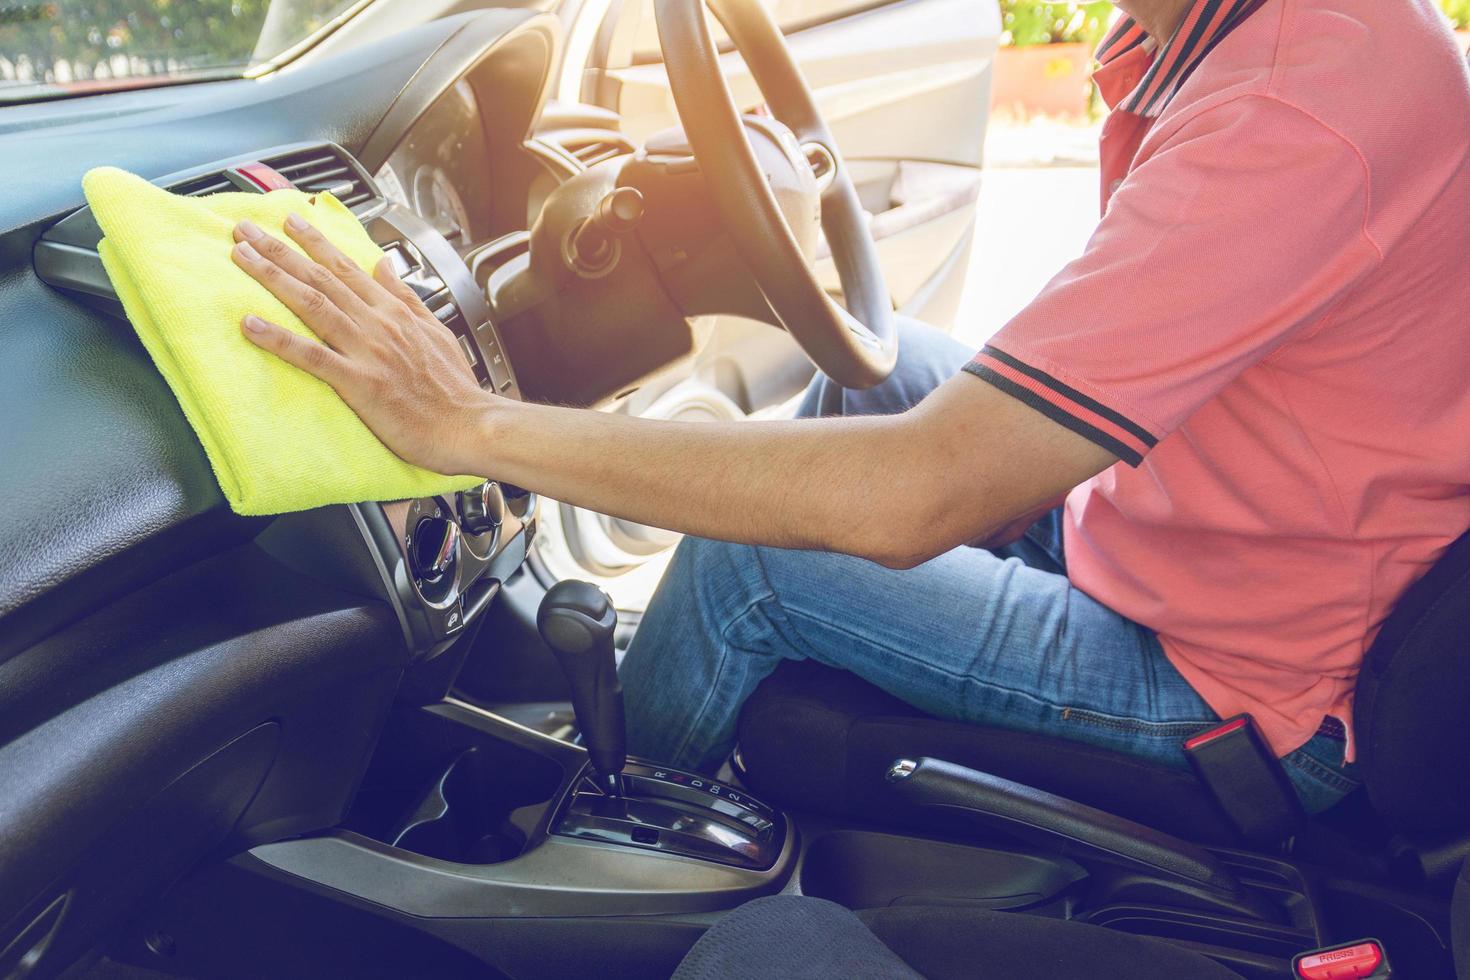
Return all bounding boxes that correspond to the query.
[470,395,956,567]
[461,374,1115,569]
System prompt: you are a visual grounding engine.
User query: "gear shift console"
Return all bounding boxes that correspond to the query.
[555,761,785,871]
[537,582,786,871]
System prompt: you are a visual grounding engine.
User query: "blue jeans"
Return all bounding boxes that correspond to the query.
[620,318,1360,813]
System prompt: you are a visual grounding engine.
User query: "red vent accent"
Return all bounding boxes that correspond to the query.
[232,161,294,192]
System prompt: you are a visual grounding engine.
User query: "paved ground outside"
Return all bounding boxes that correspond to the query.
[952,117,1104,349]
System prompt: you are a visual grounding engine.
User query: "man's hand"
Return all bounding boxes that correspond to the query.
[231,214,491,476]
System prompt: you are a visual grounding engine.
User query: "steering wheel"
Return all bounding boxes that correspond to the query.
[654,0,898,389]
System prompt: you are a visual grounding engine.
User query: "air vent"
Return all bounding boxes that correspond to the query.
[547,128,636,170]
[160,144,380,210]
[262,145,378,210]
[35,142,382,311]
[169,173,236,198]
[571,134,633,168]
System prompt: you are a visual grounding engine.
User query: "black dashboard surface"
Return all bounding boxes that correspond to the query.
[0,8,551,657]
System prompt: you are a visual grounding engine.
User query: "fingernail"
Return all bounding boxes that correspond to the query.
[285,212,308,232]
[237,219,264,240]
[234,241,260,262]
[243,315,267,335]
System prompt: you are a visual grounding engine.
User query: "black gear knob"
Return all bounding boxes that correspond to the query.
[537,580,625,795]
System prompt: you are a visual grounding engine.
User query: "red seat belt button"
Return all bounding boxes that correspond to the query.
[1294,940,1390,979]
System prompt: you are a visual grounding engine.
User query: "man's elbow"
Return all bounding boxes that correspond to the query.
[855,506,958,570]
[871,547,938,571]
[854,496,1025,570]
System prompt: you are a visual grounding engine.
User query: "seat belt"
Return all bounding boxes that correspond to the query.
[1183,714,1305,847]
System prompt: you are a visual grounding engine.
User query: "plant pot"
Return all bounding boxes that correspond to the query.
[991,41,1095,122]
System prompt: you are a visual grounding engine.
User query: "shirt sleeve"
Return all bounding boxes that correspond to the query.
[966,94,1382,466]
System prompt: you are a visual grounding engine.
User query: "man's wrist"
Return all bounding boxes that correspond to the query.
[453,390,519,480]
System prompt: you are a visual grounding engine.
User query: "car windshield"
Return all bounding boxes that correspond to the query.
[0,0,362,104]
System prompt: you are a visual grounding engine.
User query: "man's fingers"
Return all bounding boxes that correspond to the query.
[241,315,352,388]
[232,239,360,352]
[281,213,402,314]
[234,219,375,328]
[373,257,432,316]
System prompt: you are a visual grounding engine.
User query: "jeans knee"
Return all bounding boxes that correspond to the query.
[655,537,770,620]
[668,535,768,607]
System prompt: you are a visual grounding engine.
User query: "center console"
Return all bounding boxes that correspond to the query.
[114,579,1373,980]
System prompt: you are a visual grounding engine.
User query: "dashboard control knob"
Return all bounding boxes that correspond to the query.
[566,187,646,276]
[458,481,505,536]
[409,515,460,583]
[594,186,646,235]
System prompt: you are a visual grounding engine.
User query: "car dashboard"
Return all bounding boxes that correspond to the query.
[35,134,534,656]
[14,8,562,662]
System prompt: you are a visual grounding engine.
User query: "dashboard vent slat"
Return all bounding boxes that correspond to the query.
[262,145,381,213]
[170,174,235,198]
[540,127,636,171]
[572,141,624,168]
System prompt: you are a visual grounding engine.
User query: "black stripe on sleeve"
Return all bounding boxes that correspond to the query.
[963,363,1145,467]
[980,346,1158,448]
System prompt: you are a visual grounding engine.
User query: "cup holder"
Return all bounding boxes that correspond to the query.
[386,747,552,864]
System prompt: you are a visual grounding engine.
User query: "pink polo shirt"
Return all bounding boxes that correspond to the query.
[967,0,1470,759]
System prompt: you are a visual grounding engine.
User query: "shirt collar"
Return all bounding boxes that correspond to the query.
[1094,0,1269,117]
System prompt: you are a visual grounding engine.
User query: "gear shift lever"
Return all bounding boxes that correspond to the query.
[538,582,785,869]
[537,581,625,797]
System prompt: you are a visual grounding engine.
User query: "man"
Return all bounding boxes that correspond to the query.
[228,0,1470,812]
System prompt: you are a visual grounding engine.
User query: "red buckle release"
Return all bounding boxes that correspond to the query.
[1183,716,1248,751]
[1293,940,1390,979]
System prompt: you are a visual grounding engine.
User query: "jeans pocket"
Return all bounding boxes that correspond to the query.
[1057,706,1215,739]
[1281,734,1361,814]
[1054,707,1217,772]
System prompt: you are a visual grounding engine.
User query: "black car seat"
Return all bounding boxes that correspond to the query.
[670,894,1246,980]
[736,527,1470,846]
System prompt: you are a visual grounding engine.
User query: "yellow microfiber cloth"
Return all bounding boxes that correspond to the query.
[83,166,481,516]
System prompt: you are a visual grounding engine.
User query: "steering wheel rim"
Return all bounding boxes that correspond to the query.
[654,0,898,389]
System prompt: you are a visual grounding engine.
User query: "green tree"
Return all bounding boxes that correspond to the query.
[0,0,353,84]
[1440,0,1470,30]
[999,1,1115,48]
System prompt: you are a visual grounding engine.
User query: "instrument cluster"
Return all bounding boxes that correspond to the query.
[374,78,494,256]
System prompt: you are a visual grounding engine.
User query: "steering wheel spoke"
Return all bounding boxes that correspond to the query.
[654,0,897,389]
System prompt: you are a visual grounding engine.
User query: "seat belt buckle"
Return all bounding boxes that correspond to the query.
[1292,939,1391,979]
[1183,714,1305,845]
